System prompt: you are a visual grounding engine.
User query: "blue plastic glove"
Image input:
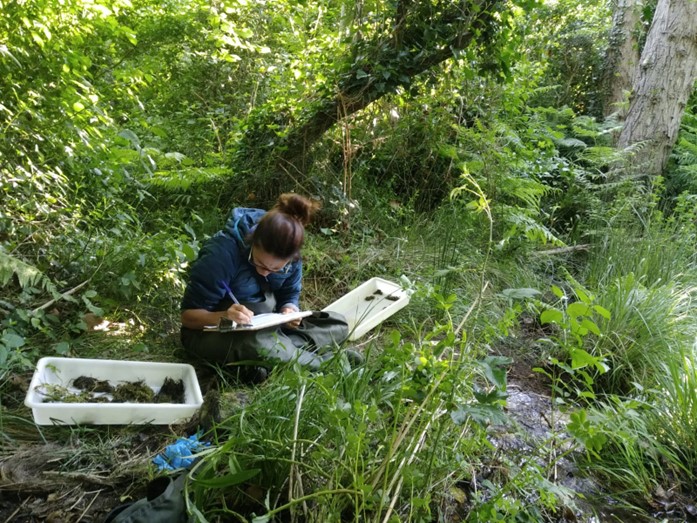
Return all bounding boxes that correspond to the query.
[153,433,210,471]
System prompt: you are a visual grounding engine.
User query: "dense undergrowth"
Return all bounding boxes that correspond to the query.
[3,0,697,521]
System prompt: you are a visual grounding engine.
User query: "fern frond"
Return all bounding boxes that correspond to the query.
[674,137,697,164]
[500,207,564,246]
[557,137,588,149]
[148,167,229,191]
[0,249,56,292]
[499,175,548,210]
[572,116,602,139]
[580,146,623,168]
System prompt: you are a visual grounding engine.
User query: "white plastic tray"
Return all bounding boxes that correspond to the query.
[323,277,410,340]
[25,357,203,425]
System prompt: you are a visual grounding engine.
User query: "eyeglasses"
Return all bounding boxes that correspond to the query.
[248,248,291,274]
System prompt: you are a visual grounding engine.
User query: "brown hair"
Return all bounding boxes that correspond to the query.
[252,193,321,259]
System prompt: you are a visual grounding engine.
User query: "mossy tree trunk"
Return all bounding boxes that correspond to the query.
[232,0,515,182]
[602,0,644,119]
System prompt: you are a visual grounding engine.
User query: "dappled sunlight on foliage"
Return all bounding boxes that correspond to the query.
[3,0,697,520]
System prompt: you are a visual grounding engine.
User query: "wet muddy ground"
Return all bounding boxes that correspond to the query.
[500,356,695,523]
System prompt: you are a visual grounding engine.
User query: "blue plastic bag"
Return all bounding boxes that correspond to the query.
[152,433,209,471]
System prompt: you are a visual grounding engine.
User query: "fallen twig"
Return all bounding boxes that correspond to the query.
[32,280,90,314]
[531,244,590,256]
[76,489,103,523]
[42,470,114,486]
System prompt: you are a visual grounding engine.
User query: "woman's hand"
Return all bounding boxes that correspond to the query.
[280,306,302,328]
[225,304,254,325]
[182,306,253,330]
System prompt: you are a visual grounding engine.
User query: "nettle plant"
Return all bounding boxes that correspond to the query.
[532,278,613,457]
[535,279,611,403]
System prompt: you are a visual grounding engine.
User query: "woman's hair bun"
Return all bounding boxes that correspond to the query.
[275,193,321,226]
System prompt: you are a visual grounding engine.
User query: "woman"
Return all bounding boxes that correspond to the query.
[180,193,350,376]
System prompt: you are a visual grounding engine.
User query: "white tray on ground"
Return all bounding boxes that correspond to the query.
[323,277,410,340]
[25,357,203,425]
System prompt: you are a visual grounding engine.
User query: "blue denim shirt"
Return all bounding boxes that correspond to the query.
[180,207,302,313]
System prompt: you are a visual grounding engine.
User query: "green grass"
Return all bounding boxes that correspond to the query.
[575,352,697,505]
[7,185,697,521]
[185,324,494,521]
[593,274,697,392]
[554,204,697,509]
[568,206,697,393]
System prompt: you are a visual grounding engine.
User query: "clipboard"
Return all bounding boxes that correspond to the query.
[203,310,313,332]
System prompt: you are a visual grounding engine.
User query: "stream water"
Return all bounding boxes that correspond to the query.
[493,385,674,522]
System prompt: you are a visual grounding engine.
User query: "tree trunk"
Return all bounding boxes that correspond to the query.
[602,0,643,118]
[233,0,508,178]
[617,0,697,176]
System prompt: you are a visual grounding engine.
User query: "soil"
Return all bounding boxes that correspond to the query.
[73,376,114,393]
[111,380,155,403]
[37,377,185,404]
[0,433,169,522]
[154,377,185,404]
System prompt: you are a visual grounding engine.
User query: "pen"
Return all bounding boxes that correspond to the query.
[219,280,253,328]
[219,280,240,305]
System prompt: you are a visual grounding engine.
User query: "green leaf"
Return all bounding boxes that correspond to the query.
[557,137,587,148]
[451,404,509,426]
[0,250,54,290]
[480,356,511,389]
[2,332,25,349]
[193,468,260,488]
[566,301,591,318]
[473,387,508,404]
[165,152,186,163]
[580,318,600,336]
[574,287,592,304]
[593,304,611,320]
[181,243,197,262]
[110,148,141,163]
[151,126,168,138]
[54,341,70,355]
[0,45,22,66]
[118,129,141,148]
[540,309,563,325]
[83,296,104,316]
[132,342,148,353]
[568,408,587,427]
[31,32,45,47]
[124,30,137,45]
[91,4,113,17]
[570,348,597,370]
[595,360,610,374]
